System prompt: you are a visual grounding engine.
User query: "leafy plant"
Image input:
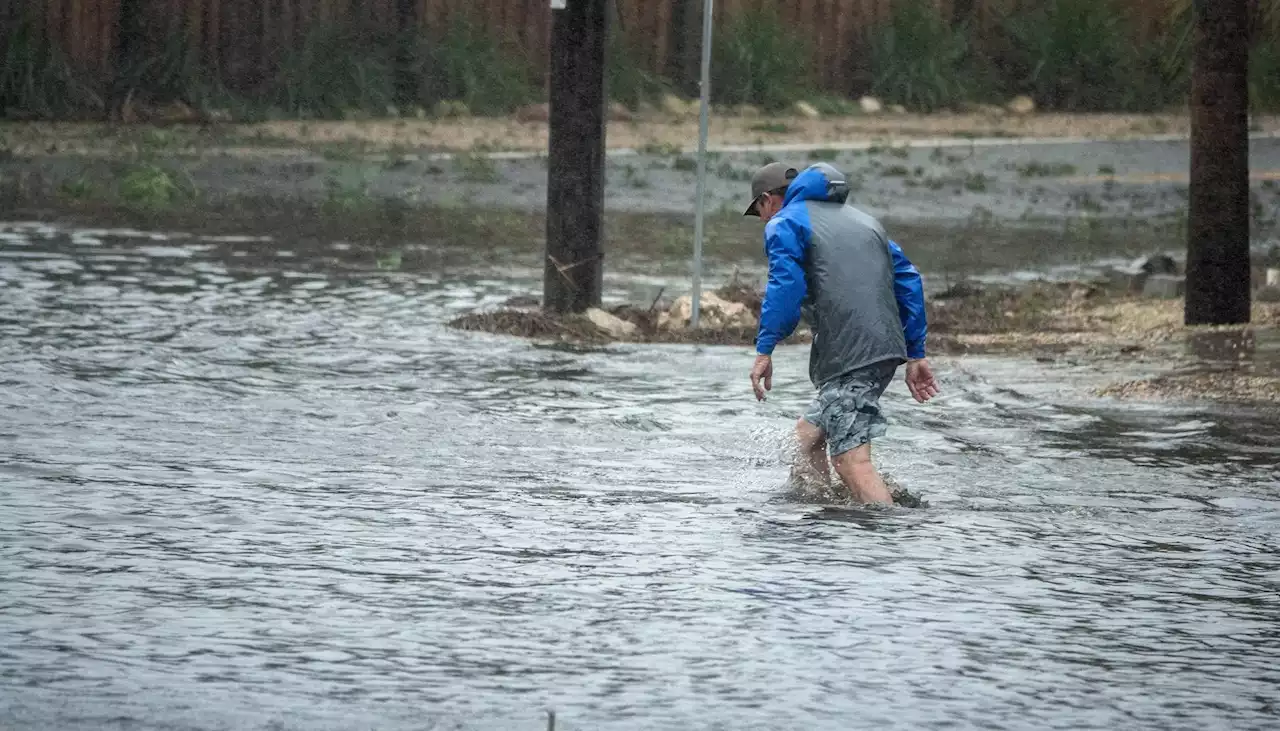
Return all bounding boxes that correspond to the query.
[991,0,1169,112]
[870,0,991,112]
[413,18,538,115]
[454,150,500,183]
[270,24,397,118]
[59,175,97,200]
[322,172,372,214]
[607,30,669,108]
[712,7,809,110]
[1017,161,1078,177]
[120,164,188,209]
[0,19,101,118]
[749,121,791,134]
[1250,1,1280,112]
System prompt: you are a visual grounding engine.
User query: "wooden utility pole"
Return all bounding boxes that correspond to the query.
[1186,0,1251,326]
[544,0,608,314]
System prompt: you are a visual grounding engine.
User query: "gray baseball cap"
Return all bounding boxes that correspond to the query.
[743,162,798,216]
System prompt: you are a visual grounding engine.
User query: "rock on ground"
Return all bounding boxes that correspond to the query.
[859,96,883,115]
[608,102,634,122]
[515,103,550,123]
[794,101,821,119]
[586,307,638,338]
[659,293,758,331]
[1007,95,1036,115]
[1142,274,1185,299]
[661,93,697,118]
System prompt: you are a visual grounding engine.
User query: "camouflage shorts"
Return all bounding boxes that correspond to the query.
[802,360,899,457]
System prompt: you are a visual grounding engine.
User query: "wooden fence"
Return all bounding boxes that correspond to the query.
[0,0,1246,96]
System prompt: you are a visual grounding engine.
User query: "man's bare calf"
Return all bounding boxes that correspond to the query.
[832,443,893,506]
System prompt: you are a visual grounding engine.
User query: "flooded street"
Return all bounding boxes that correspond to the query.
[2,222,1279,730]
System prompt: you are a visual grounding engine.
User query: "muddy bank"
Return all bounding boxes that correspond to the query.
[8,114,1280,157]
[451,280,1280,405]
[4,119,1280,230]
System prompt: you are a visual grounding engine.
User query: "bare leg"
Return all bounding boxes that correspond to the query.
[831,444,893,506]
[791,418,831,487]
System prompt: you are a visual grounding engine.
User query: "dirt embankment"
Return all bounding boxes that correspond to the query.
[5,112,1278,159]
[451,281,1280,404]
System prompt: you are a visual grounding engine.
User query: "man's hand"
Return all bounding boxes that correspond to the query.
[905,358,940,403]
[750,355,773,401]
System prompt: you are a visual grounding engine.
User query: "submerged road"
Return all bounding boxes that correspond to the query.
[6,133,1280,230]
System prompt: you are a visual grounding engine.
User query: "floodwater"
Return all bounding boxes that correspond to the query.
[2,221,1279,731]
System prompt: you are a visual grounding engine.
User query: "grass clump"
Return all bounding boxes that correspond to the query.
[1250,3,1280,112]
[870,0,992,112]
[962,173,990,193]
[415,19,539,115]
[119,164,191,209]
[1017,161,1078,177]
[990,0,1181,112]
[607,31,669,109]
[0,19,101,119]
[672,156,698,173]
[712,7,809,110]
[749,122,791,134]
[321,172,374,215]
[59,175,97,200]
[454,150,500,183]
[269,25,397,119]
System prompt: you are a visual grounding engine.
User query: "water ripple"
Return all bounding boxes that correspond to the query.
[2,222,1279,730]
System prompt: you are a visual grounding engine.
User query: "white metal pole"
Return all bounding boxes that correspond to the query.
[690,0,714,329]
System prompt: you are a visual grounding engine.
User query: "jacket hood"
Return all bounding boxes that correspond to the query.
[782,163,851,208]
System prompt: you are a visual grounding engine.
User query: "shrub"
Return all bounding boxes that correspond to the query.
[869,0,992,112]
[608,31,669,108]
[992,0,1166,112]
[269,24,397,118]
[0,19,100,119]
[120,164,188,209]
[413,19,539,115]
[1252,1,1280,112]
[712,7,809,110]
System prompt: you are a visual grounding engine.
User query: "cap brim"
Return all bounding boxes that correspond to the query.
[743,200,760,217]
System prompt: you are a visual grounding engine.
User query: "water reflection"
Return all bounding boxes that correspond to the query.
[1,222,1279,731]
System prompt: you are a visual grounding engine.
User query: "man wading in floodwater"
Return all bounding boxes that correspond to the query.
[744,162,939,506]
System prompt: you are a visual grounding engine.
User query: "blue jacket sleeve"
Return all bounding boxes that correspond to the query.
[889,240,927,359]
[755,217,808,355]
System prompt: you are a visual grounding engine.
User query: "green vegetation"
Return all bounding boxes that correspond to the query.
[808,149,840,161]
[672,156,698,173]
[376,249,403,271]
[454,150,500,183]
[1016,161,1078,177]
[269,25,397,119]
[415,19,539,115]
[119,164,191,209]
[638,142,682,156]
[0,19,101,118]
[870,0,992,112]
[992,0,1186,112]
[321,172,373,214]
[711,7,809,110]
[749,122,792,134]
[607,32,668,109]
[4,2,1280,121]
[58,175,97,200]
[963,173,990,193]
